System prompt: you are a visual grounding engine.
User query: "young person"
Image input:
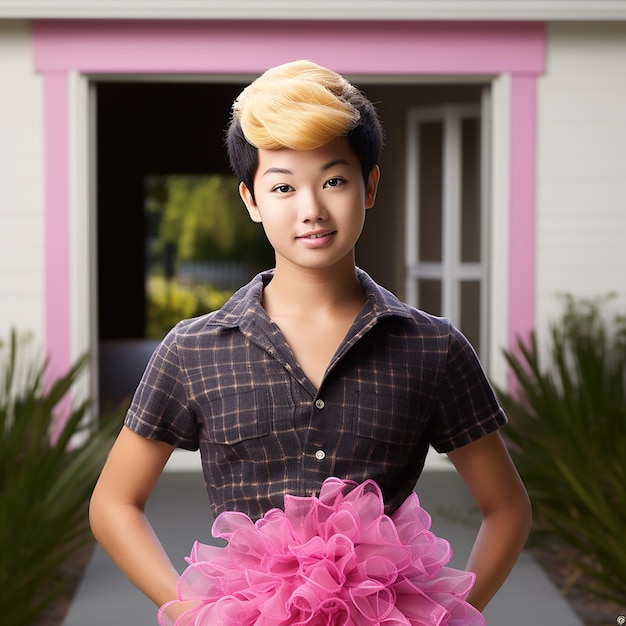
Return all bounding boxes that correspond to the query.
[90,60,532,624]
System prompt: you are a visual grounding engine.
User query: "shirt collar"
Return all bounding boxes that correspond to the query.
[206,268,413,330]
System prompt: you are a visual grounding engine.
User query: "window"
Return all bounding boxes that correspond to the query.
[405,103,489,359]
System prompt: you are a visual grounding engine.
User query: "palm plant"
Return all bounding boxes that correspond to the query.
[498,294,626,605]
[0,330,118,625]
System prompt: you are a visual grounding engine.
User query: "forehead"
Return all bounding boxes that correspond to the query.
[256,137,359,176]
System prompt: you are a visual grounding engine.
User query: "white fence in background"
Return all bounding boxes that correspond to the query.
[177,261,250,290]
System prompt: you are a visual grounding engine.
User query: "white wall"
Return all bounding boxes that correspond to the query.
[536,22,626,335]
[0,20,44,344]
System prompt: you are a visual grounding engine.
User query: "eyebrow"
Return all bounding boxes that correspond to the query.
[262,167,292,177]
[261,159,351,177]
[321,158,351,171]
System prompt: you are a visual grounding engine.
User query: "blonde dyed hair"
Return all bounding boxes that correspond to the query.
[232,60,361,151]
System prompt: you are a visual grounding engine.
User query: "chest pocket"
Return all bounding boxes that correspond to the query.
[201,387,271,444]
[352,389,421,445]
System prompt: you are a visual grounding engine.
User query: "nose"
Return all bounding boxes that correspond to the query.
[298,190,328,222]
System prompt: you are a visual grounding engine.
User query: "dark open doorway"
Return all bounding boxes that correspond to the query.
[96,81,275,411]
[95,79,485,412]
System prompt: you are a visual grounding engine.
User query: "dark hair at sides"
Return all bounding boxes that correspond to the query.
[226,89,384,201]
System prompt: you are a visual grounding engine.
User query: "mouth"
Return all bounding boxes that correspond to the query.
[296,229,337,248]
[297,230,336,240]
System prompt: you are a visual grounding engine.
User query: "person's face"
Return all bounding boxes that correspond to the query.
[239,137,379,272]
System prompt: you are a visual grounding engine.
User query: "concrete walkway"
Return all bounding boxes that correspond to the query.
[63,452,583,625]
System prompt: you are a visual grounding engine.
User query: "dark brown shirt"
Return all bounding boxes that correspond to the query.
[126,269,506,520]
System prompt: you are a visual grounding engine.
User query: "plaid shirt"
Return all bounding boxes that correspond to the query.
[126,269,506,520]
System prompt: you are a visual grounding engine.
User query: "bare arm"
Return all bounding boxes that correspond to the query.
[446,430,532,611]
[89,426,182,609]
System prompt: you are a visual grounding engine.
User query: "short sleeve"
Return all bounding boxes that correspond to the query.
[124,327,199,450]
[428,325,507,453]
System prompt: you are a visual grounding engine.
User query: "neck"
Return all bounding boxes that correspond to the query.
[264,257,364,313]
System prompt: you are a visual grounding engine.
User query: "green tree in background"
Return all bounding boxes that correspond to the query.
[144,174,273,338]
[153,175,272,265]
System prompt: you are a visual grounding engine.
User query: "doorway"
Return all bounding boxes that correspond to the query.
[95,80,485,411]
[96,81,276,411]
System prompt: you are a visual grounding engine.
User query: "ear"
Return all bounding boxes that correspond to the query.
[365,166,380,210]
[239,182,262,223]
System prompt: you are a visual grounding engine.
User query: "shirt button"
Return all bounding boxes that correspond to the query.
[315,449,326,460]
[315,399,325,409]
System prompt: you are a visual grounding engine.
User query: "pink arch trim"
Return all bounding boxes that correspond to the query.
[33,19,545,381]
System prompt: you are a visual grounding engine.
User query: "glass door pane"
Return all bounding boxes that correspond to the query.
[461,118,481,263]
[418,122,443,262]
[460,280,481,352]
[418,279,442,317]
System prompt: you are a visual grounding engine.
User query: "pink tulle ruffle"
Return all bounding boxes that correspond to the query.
[158,477,485,626]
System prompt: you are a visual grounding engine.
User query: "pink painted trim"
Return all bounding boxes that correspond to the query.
[33,19,545,376]
[509,75,537,348]
[33,20,544,75]
[43,73,71,385]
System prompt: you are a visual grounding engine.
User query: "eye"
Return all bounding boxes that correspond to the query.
[324,177,345,188]
[272,184,293,194]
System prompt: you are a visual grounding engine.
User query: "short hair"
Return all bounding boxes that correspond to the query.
[226,60,383,198]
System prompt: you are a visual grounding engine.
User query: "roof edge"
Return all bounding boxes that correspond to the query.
[1,0,626,21]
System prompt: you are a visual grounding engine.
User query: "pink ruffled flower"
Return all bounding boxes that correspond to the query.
[159,477,485,626]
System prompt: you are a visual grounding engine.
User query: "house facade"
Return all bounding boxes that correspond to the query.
[1,1,625,407]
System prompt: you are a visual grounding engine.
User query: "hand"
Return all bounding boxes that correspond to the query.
[159,599,203,626]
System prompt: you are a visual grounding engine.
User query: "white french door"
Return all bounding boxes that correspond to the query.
[404,97,491,360]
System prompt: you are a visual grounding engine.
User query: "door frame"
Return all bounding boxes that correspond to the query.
[33,19,544,396]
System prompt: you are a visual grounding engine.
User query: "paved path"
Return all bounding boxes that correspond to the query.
[63,454,584,625]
